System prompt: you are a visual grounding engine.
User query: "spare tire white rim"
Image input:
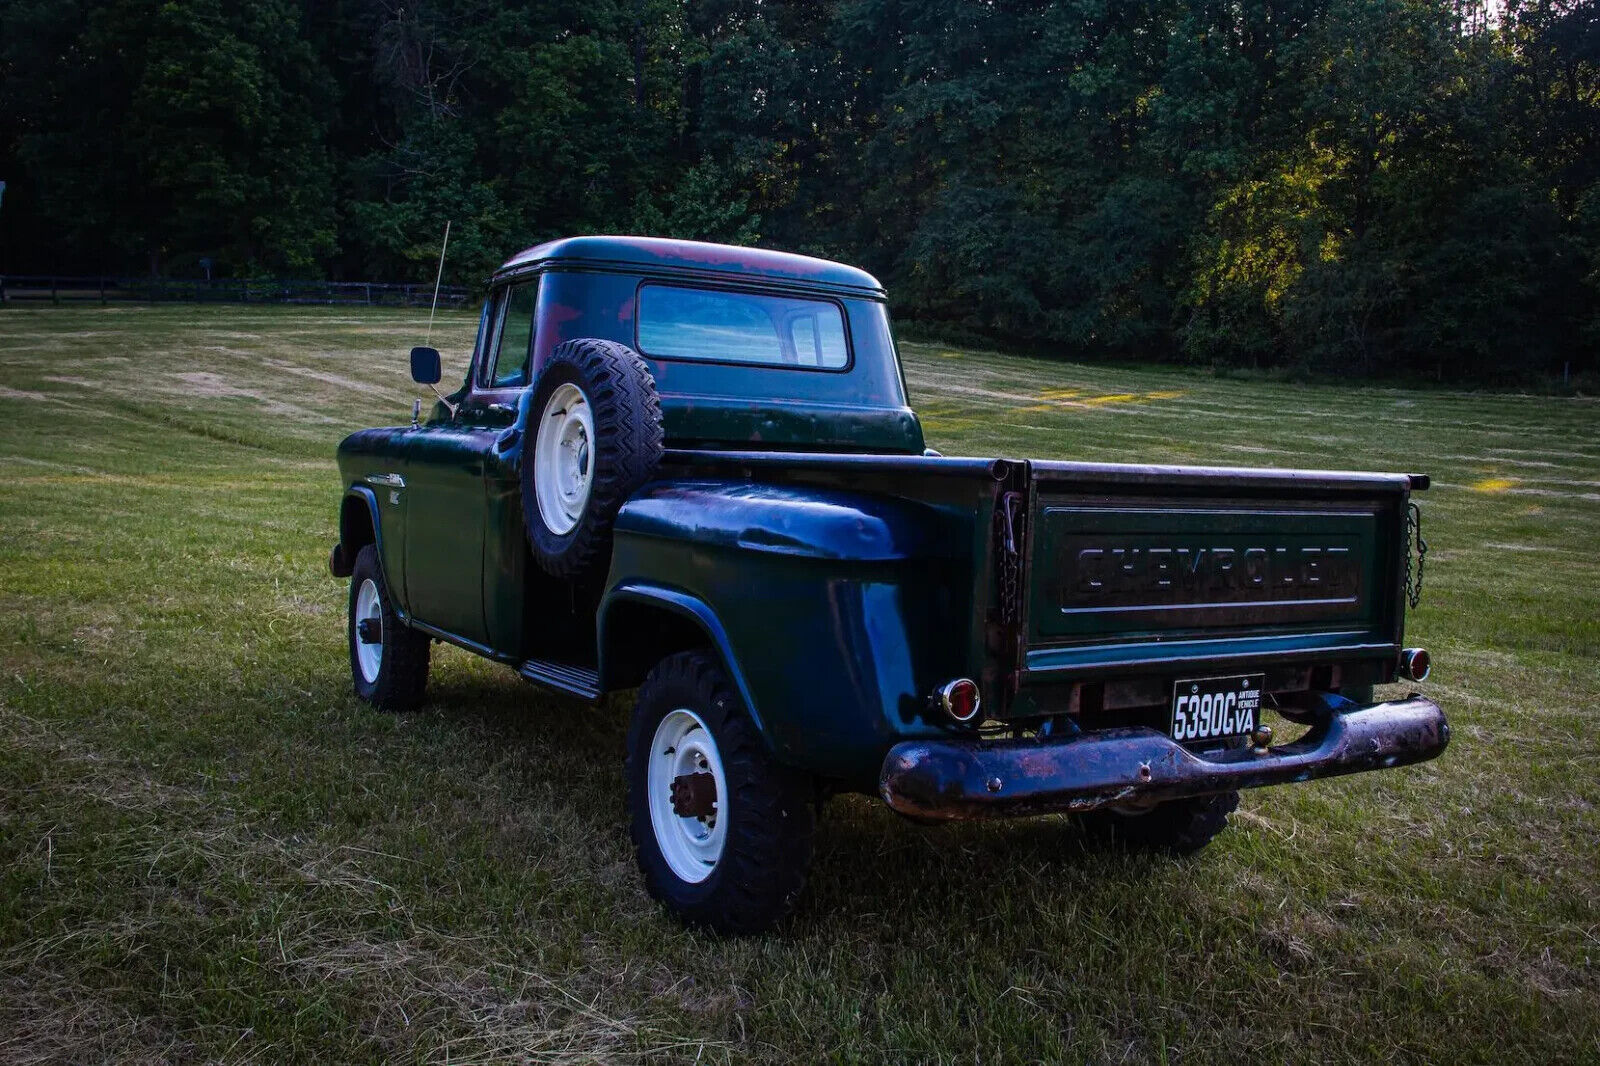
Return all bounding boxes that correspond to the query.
[648,708,728,883]
[534,382,595,537]
[355,577,382,683]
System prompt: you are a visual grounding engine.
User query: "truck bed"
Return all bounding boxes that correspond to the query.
[656,448,1423,723]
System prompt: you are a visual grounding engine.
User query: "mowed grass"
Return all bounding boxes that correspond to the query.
[0,304,1596,1064]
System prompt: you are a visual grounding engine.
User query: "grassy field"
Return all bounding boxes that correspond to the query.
[0,304,1596,1064]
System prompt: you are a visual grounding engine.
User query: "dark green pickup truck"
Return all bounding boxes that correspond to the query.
[331,236,1447,933]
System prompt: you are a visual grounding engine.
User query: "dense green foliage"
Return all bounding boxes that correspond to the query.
[1,0,1596,379]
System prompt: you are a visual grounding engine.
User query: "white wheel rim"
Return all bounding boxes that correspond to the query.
[534,382,595,536]
[354,578,382,683]
[647,708,728,884]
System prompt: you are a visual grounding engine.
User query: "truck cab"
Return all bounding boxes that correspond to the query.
[332,236,1447,933]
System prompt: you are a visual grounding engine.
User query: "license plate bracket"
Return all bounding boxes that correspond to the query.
[1171,674,1263,743]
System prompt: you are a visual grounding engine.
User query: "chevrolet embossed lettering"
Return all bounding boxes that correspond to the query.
[1069,543,1358,601]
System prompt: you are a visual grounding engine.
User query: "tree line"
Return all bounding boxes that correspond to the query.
[1,0,1595,381]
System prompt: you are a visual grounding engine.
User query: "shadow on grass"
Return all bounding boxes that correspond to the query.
[382,669,1171,936]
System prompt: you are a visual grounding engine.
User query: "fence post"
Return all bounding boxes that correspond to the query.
[51,277,59,305]
[99,276,107,305]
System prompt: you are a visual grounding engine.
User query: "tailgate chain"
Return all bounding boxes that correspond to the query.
[995,491,1024,624]
[1404,501,1428,610]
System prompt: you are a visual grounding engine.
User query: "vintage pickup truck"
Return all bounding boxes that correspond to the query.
[331,236,1447,933]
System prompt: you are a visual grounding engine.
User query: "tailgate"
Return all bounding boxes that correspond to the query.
[1013,461,1418,686]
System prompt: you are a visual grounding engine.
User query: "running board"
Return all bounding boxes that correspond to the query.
[518,658,602,701]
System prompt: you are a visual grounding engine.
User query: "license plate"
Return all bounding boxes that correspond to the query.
[1171,674,1263,743]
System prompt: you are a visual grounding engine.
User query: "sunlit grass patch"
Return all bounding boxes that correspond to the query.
[1472,477,1518,493]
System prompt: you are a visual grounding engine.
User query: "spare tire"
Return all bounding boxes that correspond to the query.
[523,338,664,580]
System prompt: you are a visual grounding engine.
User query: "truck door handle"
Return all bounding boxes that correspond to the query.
[487,403,515,418]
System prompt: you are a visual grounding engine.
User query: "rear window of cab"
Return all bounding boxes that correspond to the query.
[636,283,849,370]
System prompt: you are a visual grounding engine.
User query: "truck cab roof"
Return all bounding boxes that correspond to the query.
[496,236,886,299]
[483,236,921,454]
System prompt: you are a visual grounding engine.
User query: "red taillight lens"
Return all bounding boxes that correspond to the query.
[936,678,982,724]
[1398,647,1431,682]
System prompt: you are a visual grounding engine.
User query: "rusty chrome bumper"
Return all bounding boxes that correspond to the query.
[879,694,1448,821]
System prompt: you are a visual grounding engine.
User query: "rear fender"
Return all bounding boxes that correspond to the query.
[598,584,766,739]
[604,480,978,787]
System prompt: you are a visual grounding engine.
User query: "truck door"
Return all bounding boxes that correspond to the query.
[403,281,536,646]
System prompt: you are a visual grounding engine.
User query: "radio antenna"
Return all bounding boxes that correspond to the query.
[425,219,451,346]
[419,220,459,419]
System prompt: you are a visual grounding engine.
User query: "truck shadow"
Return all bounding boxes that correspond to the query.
[804,797,1176,928]
[411,672,1177,935]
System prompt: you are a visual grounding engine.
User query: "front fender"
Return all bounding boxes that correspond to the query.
[337,484,407,613]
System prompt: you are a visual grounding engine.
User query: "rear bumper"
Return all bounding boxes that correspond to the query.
[879,694,1448,821]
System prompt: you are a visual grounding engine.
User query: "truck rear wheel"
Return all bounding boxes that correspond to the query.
[1078,791,1239,855]
[347,544,430,711]
[523,338,663,581]
[625,651,815,934]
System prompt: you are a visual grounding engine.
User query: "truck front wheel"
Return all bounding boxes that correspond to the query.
[1078,791,1239,855]
[625,651,815,934]
[347,544,430,711]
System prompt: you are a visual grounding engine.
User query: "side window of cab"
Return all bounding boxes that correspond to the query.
[468,294,499,389]
[480,279,538,389]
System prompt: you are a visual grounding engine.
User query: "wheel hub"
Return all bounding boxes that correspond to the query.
[534,382,595,537]
[646,708,729,883]
[353,578,383,683]
[669,771,718,819]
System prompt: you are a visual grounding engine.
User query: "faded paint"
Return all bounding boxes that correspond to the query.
[496,235,884,296]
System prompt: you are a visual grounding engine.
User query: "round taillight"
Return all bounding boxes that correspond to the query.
[936,678,982,724]
[1398,647,1431,682]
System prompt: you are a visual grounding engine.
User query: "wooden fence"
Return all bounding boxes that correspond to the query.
[0,275,473,308]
